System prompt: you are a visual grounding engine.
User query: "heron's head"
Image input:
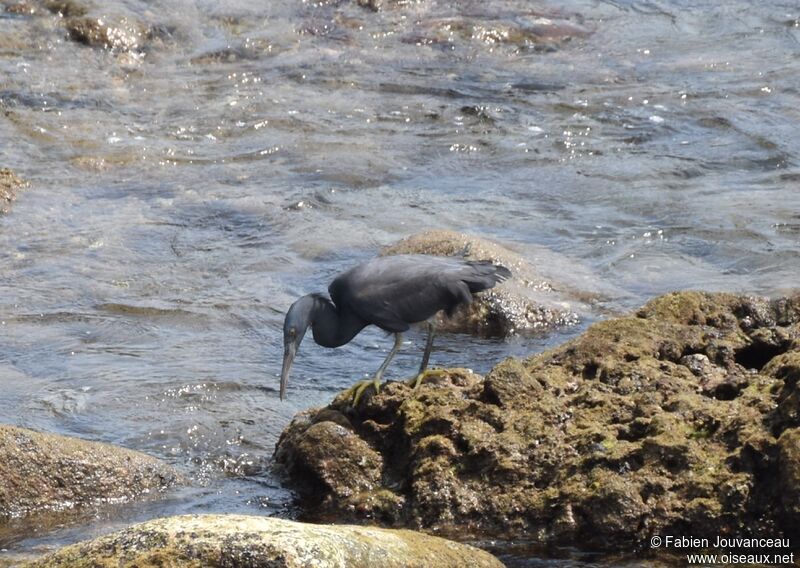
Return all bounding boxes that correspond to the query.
[280,294,316,400]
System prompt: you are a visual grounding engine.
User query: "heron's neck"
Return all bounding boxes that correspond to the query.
[310,296,367,348]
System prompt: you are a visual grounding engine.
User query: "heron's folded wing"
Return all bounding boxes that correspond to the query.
[337,259,480,332]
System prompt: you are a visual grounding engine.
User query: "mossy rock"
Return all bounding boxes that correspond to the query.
[23,514,504,567]
[275,291,800,549]
[0,424,182,521]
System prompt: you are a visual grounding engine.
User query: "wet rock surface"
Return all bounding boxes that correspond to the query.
[381,230,586,336]
[275,291,800,548]
[403,11,590,53]
[64,15,145,52]
[0,424,182,521]
[305,0,591,54]
[3,0,171,54]
[0,169,26,213]
[23,514,504,568]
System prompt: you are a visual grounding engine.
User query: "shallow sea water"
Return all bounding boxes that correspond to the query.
[0,0,799,564]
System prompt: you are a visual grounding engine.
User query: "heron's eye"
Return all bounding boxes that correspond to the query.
[289,328,296,338]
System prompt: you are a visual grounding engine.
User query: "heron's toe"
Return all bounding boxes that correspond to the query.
[342,378,381,407]
[406,369,446,391]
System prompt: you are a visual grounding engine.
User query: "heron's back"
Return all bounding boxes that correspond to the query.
[329,255,510,332]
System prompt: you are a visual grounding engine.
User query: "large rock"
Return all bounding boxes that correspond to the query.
[274,291,800,548]
[24,514,504,567]
[0,425,182,520]
[381,230,585,336]
[0,168,26,213]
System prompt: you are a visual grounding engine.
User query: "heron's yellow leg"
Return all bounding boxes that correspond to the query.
[404,322,442,391]
[342,333,403,406]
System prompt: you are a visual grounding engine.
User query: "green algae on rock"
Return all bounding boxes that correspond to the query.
[23,514,504,568]
[0,424,182,520]
[778,428,800,527]
[381,230,585,336]
[274,291,800,548]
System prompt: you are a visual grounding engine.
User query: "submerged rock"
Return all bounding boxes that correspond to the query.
[0,168,26,213]
[7,0,176,54]
[64,15,145,52]
[381,230,583,336]
[409,15,590,50]
[275,291,800,548]
[2,0,87,18]
[24,514,503,567]
[0,424,182,520]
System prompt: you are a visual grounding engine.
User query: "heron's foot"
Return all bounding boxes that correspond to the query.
[406,369,446,391]
[341,377,381,406]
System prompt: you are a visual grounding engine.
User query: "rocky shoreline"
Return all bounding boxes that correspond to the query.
[3,291,798,564]
[1,226,797,563]
[0,230,607,566]
[0,425,506,566]
[2,0,798,562]
[274,291,800,549]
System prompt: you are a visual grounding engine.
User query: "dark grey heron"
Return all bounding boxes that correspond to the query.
[280,254,511,404]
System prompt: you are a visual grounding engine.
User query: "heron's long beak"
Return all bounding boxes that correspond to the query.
[280,343,297,401]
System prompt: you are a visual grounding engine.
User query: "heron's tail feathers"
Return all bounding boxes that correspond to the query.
[463,260,512,293]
